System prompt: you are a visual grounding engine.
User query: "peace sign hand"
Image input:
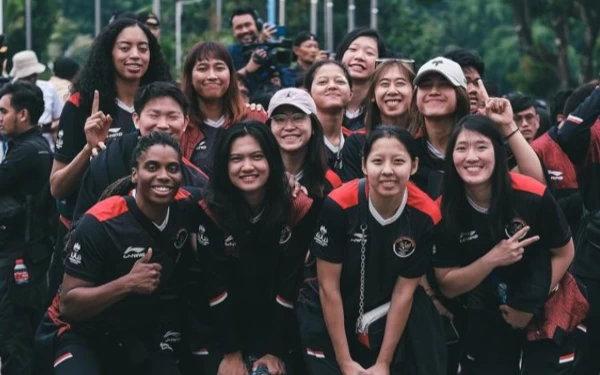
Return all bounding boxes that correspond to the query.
[486,226,540,267]
[84,90,112,152]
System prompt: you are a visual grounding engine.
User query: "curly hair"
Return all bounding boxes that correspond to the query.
[72,18,171,118]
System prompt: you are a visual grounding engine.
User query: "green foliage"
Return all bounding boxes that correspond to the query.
[2,0,596,99]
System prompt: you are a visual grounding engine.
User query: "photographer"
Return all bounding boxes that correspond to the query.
[228,7,281,95]
[0,81,53,375]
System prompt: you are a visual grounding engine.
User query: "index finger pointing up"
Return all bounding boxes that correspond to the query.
[92,90,100,114]
[478,78,490,103]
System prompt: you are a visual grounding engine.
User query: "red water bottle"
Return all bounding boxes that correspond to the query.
[13,259,29,285]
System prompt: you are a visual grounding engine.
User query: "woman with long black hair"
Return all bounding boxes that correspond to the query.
[296,126,446,375]
[341,59,416,181]
[194,121,318,375]
[434,114,581,375]
[267,87,342,201]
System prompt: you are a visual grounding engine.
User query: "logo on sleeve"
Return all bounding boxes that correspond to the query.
[68,242,82,265]
[123,246,146,259]
[459,230,479,243]
[197,225,209,246]
[279,225,292,244]
[505,218,527,239]
[314,226,329,247]
[393,236,416,258]
[56,130,64,149]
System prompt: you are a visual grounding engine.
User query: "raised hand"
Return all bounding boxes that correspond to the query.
[127,248,162,295]
[474,79,490,115]
[84,90,112,152]
[485,226,540,267]
[485,97,515,129]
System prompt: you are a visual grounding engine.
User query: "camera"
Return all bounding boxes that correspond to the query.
[242,39,294,68]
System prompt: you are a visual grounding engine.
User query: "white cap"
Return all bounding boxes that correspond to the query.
[10,50,46,80]
[268,88,317,117]
[413,57,467,90]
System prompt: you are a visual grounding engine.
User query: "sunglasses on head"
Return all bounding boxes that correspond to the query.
[375,58,415,68]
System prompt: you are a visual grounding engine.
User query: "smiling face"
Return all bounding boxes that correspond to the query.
[374,65,413,123]
[132,144,183,206]
[112,25,150,82]
[362,136,417,199]
[270,105,312,154]
[134,96,189,141]
[232,14,258,44]
[310,64,352,111]
[192,58,231,101]
[416,73,458,118]
[452,128,495,190]
[341,36,378,81]
[228,135,270,200]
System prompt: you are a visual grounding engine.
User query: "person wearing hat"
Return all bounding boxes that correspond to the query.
[11,50,64,152]
[267,88,342,201]
[281,32,320,88]
[138,11,161,40]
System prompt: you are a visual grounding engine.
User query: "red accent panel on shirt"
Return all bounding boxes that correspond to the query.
[87,196,129,222]
[325,169,343,189]
[67,92,81,107]
[328,179,360,209]
[183,157,209,179]
[510,172,546,197]
[407,182,442,224]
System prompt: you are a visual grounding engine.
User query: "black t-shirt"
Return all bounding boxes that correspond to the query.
[434,173,571,315]
[342,112,365,132]
[73,132,209,220]
[339,131,366,182]
[196,194,317,356]
[54,93,136,219]
[304,180,439,333]
[189,124,223,178]
[61,190,200,335]
[411,135,445,199]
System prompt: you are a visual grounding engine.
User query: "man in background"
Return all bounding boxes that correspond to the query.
[49,57,79,101]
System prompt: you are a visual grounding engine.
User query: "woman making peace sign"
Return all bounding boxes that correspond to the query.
[434,114,577,375]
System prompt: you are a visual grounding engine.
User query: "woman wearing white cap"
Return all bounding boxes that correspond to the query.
[409,56,544,199]
[268,88,343,201]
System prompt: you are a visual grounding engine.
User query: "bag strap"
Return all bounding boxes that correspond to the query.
[356,178,369,332]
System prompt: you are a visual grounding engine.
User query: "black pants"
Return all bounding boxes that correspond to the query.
[461,310,576,375]
[52,330,181,375]
[573,277,600,375]
[296,287,446,375]
[45,219,69,307]
[0,254,50,375]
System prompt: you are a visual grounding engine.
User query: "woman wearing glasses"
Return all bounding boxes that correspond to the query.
[268,88,343,200]
[340,59,416,181]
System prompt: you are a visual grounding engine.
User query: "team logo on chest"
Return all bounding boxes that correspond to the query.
[123,246,146,259]
[197,225,209,246]
[505,217,527,239]
[196,140,207,151]
[174,228,189,249]
[280,225,292,244]
[393,236,416,258]
[459,230,479,243]
[548,170,564,181]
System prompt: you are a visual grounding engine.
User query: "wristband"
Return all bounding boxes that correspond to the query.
[505,128,519,140]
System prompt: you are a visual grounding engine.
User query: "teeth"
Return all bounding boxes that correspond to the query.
[153,186,171,192]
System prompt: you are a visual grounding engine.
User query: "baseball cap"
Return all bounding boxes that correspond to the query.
[293,31,317,47]
[268,88,317,117]
[413,57,467,90]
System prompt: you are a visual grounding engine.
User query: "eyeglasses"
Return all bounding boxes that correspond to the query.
[513,113,537,124]
[375,58,415,68]
[271,113,308,125]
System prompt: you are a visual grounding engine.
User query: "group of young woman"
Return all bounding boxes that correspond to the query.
[37,16,589,375]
